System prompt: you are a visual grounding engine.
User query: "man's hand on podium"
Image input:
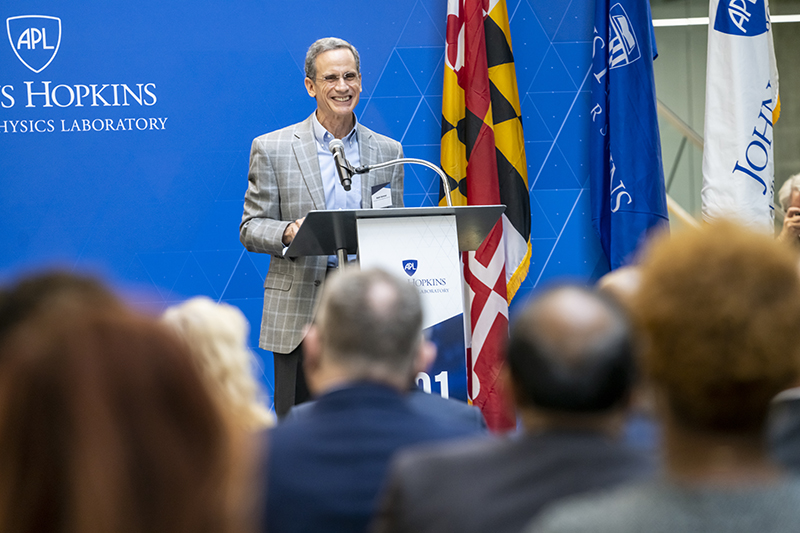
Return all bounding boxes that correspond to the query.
[282,217,305,246]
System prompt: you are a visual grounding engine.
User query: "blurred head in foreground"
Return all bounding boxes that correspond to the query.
[0,273,241,533]
[777,173,800,244]
[778,173,800,213]
[595,265,658,424]
[304,268,432,394]
[507,285,636,431]
[596,266,642,314]
[162,297,275,431]
[633,222,800,434]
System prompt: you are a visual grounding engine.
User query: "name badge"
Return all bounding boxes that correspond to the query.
[371,183,392,208]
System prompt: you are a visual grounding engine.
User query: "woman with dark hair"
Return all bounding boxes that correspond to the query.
[0,273,253,533]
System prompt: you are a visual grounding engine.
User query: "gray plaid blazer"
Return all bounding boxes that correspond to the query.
[240,113,404,354]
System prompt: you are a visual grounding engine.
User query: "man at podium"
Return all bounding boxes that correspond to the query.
[240,37,404,416]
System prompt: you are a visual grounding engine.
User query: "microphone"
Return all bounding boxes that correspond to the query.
[328,138,353,192]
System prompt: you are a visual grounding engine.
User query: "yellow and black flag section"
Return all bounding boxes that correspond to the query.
[441,0,530,301]
[441,0,530,431]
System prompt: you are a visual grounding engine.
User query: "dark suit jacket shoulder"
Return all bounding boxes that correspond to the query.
[372,429,655,533]
[288,387,488,433]
[266,382,476,533]
[769,390,800,471]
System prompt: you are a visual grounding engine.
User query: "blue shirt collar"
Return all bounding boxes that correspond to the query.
[311,112,359,150]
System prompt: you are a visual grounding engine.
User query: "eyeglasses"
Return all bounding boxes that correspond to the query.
[315,72,360,86]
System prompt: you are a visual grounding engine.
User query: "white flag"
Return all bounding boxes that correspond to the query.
[701,0,780,233]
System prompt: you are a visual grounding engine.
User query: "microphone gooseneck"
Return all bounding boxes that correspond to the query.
[354,158,453,207]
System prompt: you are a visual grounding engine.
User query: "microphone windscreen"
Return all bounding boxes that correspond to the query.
[328,138,345,153]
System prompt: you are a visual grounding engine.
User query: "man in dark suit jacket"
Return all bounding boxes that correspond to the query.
[287,377,488,433]
[768,387,800,470]
[240,37,404,416]
[265,269,476,533]
[371,285,654,533]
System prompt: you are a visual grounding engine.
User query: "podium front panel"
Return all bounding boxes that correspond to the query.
[357,215,467,402]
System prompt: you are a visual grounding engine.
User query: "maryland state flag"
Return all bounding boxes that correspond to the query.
[441,0,530,431]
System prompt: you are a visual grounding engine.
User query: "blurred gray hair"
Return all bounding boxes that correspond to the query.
[304,37,360,80]
[778,173,800,212]
[315,268,423,378]
[162,297,274,430]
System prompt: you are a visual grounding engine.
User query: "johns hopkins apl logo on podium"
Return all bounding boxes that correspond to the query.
[6,15,61,73]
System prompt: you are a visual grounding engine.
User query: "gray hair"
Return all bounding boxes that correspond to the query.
[315,268,423,378]
[304,37,360,80]
[778,173,800,212]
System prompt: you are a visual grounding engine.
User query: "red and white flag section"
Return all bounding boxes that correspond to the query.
[441,0,531,431]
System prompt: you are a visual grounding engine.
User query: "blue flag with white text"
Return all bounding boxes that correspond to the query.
[590,0,668,270]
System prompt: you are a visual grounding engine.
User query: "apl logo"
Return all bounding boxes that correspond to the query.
[714,0,768,36]
[402,259,418,277]
[7,15,61,73]
[608,4,640,70]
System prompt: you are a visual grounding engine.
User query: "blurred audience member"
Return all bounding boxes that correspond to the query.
[596,266,659,452]
[768,387,800,471]
[595,265,642,308]
[0,271,123,332]
[288,381,487,432]
[288,350,487,432]
[372,285,653,533]
[265,269,476,533]
[767,173,800,464]
[162,296,275,431]
[0,272,250,533]
[529,222,800,533]
[778,173,800,244]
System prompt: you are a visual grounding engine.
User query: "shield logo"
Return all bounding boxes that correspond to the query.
[7,15,62,73]
[402,259,418,277]
[608,4,640,70]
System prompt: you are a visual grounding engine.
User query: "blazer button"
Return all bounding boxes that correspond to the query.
[313,280,321,287]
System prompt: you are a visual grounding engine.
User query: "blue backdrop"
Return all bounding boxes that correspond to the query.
[0,0,607,408]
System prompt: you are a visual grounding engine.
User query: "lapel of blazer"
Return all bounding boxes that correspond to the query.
[358,123,376,207]
[292,114,326,210]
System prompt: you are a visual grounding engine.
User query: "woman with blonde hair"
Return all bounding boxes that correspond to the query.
[162,296,275,430]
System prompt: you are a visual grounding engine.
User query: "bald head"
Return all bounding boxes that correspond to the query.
[596,265,641,313]
[507,286,635,413]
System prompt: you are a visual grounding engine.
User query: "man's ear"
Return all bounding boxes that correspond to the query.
[499,364,522,408]
[412,339,437,375]
[303,324,322,378]
[304,77,317,98]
